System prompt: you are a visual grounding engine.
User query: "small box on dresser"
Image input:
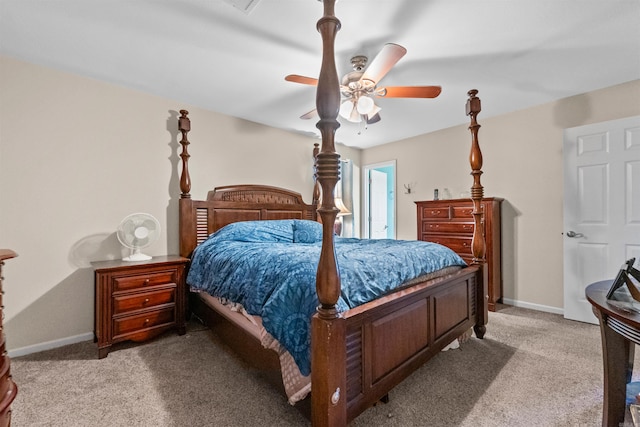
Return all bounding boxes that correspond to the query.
[416,198,503,311]
[0,250,18,427]
[92,255,189,358]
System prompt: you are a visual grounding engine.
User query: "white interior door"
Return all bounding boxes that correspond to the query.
[563,116,640,323]
[370,169,388,239]
[363,161,396,239]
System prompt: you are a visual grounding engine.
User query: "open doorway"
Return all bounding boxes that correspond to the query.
[363,160,396,239]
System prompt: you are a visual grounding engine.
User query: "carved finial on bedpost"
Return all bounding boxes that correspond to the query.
[178,110,192,199]
[312,143,321,208]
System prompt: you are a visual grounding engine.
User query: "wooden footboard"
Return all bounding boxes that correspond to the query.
[342,266,481,421]
[187,262,483,422]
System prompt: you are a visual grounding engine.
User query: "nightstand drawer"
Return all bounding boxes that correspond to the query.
[422,222,474,234]
[113,287,176,315]
[113,271,176,292]
[113,307,175,337]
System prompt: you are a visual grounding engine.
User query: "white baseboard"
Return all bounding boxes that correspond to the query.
[8,332,94,358]
[501,298,564,316]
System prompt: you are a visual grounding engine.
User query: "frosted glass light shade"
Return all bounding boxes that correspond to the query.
[339,100,354,120]
[356,96,375,114]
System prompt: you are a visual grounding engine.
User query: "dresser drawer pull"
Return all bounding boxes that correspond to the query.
[429,224,439,229]
[463,225,473,231]
[144,318,150,324]
[430,210,441,215]
[143,279,150,286]
[143,298,150,305]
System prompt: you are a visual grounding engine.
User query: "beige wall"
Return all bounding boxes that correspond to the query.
[362,79,640,312]
[0,56,360,353]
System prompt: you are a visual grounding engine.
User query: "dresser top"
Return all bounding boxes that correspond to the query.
[415,197,504,204]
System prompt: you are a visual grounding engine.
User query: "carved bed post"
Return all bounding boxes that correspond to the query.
[311,0,347,425]
[312,142,321,207]
[178,110,196,258]
[466,89,488,338]
[178,110,192,199]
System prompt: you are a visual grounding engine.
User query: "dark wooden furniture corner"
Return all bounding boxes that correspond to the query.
[93,255,189,358]
[0,249,18,427]
[586,280,639,427]
[416,197,503,311]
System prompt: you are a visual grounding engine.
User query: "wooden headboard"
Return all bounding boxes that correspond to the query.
[178,184,317,258]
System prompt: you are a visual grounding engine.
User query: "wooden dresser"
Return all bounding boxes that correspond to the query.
[0,250,17,427]
[92,255,189,358]
[416,198,503,311]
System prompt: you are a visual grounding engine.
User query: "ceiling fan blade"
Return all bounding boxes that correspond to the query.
[381,86,442,98]
[360,43,407,84]
[366,113,381,124]
[300,109,318,120]
[285,74,318,86]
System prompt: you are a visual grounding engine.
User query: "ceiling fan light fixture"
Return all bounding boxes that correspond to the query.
[356,95,375,115]
[375,87,387,97]
[339,100,354,120]
[367,103,382,119]
[348,104,362,123]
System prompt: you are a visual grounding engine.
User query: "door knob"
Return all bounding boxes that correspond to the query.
[566,231,584,238]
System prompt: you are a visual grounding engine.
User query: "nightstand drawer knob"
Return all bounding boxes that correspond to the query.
[143,279,150,286]
[144,318,150,324]
[143,298,150,305]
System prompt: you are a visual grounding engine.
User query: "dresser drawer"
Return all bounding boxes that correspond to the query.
[420,206,450,220]
[113,287,176,315]
[422,222,474,234]
[422,235,473,256]
[451,205,474,219]
[113,307,175,337]
[113,271,177,292]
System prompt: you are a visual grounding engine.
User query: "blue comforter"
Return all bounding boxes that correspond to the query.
[186,220,466,375]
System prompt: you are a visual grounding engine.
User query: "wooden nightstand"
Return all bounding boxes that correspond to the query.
[92,255,189,358]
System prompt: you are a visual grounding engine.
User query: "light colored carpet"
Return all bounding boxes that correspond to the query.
[11,306,637,426]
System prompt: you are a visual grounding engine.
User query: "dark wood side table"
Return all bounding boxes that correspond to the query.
[586,280,640,427]
[0,250,18,427]
[92,255,189,358]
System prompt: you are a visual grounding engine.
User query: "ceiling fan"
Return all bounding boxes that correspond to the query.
[285,43,441,126]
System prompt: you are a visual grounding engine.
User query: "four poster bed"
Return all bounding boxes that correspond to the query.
[176,2,489,425]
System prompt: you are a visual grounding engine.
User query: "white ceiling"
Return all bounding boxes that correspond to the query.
[1,0,639,149]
